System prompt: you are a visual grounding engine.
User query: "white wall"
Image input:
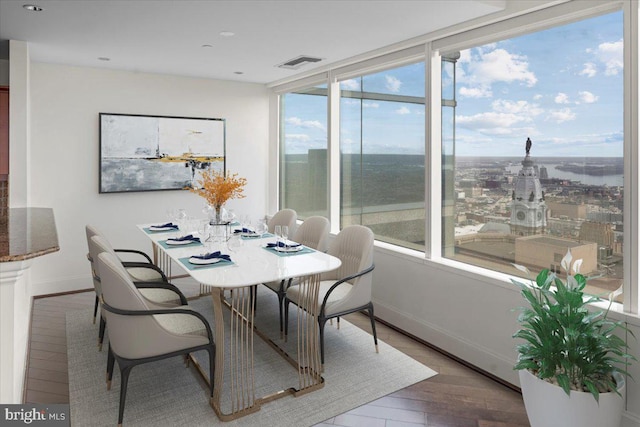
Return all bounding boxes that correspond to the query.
[371,245,640,425]
[27,63,270,295]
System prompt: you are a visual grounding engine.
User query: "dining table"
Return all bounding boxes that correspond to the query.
[137,221,341,421]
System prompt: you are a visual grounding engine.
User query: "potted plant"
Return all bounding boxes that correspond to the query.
[512,250,635,427]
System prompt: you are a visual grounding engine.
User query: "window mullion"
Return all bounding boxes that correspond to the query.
[328,73,341,234]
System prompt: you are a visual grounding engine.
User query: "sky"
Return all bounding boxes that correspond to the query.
[283,10,623,158]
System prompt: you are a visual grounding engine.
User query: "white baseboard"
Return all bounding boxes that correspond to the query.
[374,299,519,385]
[31,274,93,296]
[623,412,640,427]
[374,300,640,426]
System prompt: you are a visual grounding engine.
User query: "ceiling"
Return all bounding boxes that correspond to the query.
[0,0,505,85]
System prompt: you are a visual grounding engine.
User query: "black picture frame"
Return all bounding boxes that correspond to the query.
[99,113,226,193]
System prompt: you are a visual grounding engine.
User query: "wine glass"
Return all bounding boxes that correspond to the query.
[241,214,252,232]
[281,226,289,245]
[176,208,187,230]
[199,220,210,241]
[274,225,282,245]
[255,219,268,236]
[227,234,243,252]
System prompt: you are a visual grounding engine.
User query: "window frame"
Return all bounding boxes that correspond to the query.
[271,0,638,315]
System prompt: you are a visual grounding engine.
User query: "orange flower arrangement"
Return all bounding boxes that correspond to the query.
[190,169,247,211]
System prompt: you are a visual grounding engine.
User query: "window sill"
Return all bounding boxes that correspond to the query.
[372,239,640,325]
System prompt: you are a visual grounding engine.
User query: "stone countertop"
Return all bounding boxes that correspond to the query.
[0,207,60,262]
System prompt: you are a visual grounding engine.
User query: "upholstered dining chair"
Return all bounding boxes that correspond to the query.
[267,208,297,235]
[89,234,188,349]
[86,225,166,281]
[97,251,215,427]
[284,224,377,365]
[261,216,330,333]
[86,224,183,309]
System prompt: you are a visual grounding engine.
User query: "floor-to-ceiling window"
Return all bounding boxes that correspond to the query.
[339,62,426,250]
[279,85,329,219]
[440,10,624,299]
[275,2,636,311]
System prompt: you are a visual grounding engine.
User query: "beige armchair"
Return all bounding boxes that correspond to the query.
[284,225,377,365]
[97,251,215,427]
[267,208,297,234]
[89,234,188,349]
[262,216,330,333]
[86,225,170,323]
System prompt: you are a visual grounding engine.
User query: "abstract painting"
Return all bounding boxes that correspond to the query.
[99,113,225,193]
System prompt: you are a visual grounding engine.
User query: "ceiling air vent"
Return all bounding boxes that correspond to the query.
[277,55,323,70]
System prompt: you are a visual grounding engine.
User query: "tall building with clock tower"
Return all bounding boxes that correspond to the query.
[510,138,547,236]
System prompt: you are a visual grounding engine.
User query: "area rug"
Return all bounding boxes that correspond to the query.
[67,287,437,426]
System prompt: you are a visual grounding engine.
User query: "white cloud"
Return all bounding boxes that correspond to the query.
[459,86,492,98]
[579,62,597,78]
[463,48,537,87]
[492,99,543,117]
[385,75,402,93]
[396,106,411,115]
[457,112,526,127]
[533,94,543,100]
[578,91,598,104]
[457,49,472,64]
[598,39,623,76]
[285,116,326,131]
[554,93,570,104]
[456,47,537,101]
[363,102,379,108]
[456,98,541,136]
[340,79,360,90]
[547,108,576,123]
[285,133,310,142]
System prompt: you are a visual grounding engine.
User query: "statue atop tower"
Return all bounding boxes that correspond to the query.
[510,138,547,236]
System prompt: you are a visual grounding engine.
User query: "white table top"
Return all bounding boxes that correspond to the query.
[138,223,341,289]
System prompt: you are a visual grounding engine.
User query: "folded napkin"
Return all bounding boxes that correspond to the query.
[234,227,255,234]
[267,241,301,249]
[190,251,231,262]
[168,234,201,242]
[151,222,178,229]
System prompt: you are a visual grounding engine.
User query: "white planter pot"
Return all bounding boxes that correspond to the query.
[519,369,625,427]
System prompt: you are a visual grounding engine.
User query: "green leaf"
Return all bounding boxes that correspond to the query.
[584,379,600,402]
[556,373,571,396]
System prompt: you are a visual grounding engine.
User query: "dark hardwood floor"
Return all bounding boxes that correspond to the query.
[25,284,530,426]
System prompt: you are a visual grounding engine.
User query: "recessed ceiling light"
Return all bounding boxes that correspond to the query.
[23,4,43,11]
[98,57,111,61]
[234,71,244,75]
[201,44,213,48]
[219,31,235,37]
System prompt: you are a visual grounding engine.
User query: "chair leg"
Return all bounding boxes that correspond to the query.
[93,295,99,324]
[251,285,258,313]
[207,345,215,399]
[368,303,379,353]
[117,364,134,427]
[277,291,285,334]
[106,345,115,390]
[283,298,290,341]
[98,316,106,351]
[318,316,328,365]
